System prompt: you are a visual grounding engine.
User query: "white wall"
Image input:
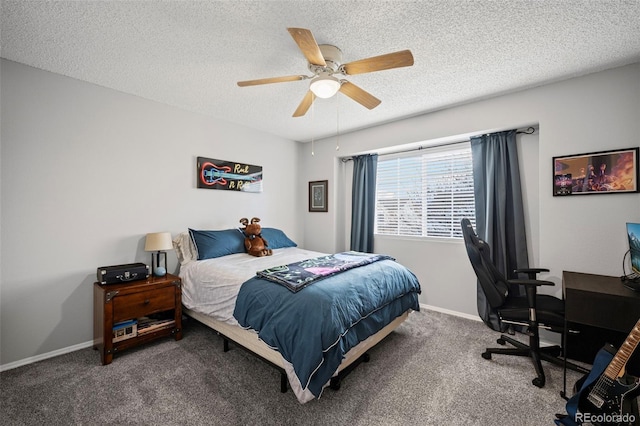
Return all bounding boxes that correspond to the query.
[0,59,302,366]
[299,63,640,317]
[2,59,639,368]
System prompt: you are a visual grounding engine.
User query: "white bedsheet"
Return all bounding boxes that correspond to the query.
[179,247,326,325]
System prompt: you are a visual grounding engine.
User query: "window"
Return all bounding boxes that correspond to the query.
[375,143,476,238]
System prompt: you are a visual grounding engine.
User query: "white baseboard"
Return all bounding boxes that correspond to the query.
[420,304,559,346]
[421,303,482,322]
[2,305,473,372]
[0,340,94,372]
[1,304,557,372]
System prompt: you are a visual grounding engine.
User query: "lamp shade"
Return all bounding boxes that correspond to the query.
[309,75,340,98]
[144,232,173,252]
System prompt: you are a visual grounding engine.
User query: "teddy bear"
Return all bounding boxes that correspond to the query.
[239,217,273,257]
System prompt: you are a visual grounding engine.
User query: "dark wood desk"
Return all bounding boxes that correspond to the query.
[562,271,640,399]
[563,271,640,334]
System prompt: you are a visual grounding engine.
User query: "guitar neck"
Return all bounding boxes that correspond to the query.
[603,318,640,380]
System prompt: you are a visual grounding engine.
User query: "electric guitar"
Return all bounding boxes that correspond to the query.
[561,318,640,425]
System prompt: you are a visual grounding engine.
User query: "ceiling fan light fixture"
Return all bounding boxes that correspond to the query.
[310,75,341,98]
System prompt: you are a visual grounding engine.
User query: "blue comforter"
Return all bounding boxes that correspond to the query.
[233,257,421,402]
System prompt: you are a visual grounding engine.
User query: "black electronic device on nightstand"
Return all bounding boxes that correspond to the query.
[96,263,149,285]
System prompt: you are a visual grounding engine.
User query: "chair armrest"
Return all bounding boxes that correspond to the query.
[514,268,550,279]
[508,279,555,313]
[508,279,555,287]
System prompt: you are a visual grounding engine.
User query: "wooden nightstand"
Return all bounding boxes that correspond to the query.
[93,273,182,365]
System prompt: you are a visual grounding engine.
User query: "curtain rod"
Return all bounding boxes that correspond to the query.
[340,127,536,162]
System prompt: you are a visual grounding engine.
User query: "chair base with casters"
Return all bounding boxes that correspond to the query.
[480,271,589,388]
[461,218,588,388]
[485,273,588,388]
[481,325,587,388]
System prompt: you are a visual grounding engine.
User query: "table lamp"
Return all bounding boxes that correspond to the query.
[144,232,173,277]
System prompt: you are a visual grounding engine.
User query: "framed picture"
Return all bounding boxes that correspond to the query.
[553,147,639,196]
[309,180,328,212]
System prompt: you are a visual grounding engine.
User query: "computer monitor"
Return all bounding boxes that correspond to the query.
[627,222,640,277]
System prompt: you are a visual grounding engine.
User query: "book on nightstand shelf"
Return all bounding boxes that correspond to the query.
[136,317,175,335]
[113,319,138,342]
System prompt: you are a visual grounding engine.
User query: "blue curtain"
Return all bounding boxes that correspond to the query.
[470,129,529,331]
[350,154,378,253]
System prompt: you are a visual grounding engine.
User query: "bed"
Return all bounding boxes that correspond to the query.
[174,228,421,403]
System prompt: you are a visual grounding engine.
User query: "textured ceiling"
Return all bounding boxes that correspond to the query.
[2,1,640,142]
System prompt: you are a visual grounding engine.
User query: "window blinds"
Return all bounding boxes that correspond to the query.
[375,144,476,238]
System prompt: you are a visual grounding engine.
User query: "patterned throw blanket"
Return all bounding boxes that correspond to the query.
[256,251,394,292]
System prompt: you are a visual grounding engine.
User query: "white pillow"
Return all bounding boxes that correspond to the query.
[173,231,197,265]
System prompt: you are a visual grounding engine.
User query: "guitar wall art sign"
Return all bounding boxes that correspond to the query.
[196,157,263,193]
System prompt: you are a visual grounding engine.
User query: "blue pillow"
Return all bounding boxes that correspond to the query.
[260,228,297,249]
[189,228,246,260]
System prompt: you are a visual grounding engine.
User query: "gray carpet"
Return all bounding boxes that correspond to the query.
[1,310,583,425]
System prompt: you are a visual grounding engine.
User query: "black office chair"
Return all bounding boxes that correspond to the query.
[461,218,585,388]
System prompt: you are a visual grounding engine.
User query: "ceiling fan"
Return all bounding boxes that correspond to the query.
[237,28,414,117]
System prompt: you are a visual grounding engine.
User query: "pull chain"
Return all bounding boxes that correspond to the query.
[311,101,315,156]
[336,94,340,151]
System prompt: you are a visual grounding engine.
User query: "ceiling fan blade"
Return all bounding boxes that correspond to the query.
[339,81,381,110]
[237,75,307,87]
[287,28,326,67]
[292,91,316,117]
[342,50,414,75]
